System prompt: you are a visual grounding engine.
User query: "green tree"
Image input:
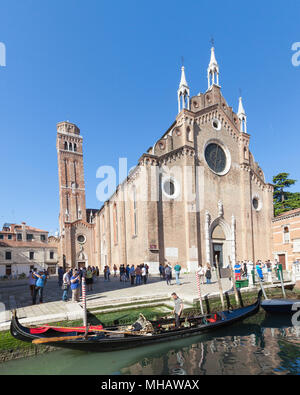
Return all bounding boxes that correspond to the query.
[273,173,300,216]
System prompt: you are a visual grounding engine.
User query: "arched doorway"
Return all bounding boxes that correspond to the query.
[209,218,232,269]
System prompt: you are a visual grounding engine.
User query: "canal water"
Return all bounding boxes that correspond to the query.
[1,312,299,375]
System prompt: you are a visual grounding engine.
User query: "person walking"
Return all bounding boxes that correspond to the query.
[32,270,46,305]
[159,263,164,280]
[86,266,93,291]
[28,270,36,298]
[135,265,141,285]
[58,266,64,287]
[62,268,71,302]
[141,265,147,284]
[174,262,182,285]
[113,264,117,277]
[205,263,212,284]
[130,265,136,285]
[256,260,264,282]
[70,269,81,302]
[197,264,205,285]
[171,292,184,328]
[234,261,242,281]
[165,264,171,285]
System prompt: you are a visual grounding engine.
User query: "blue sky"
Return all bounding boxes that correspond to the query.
[0,0,299,233]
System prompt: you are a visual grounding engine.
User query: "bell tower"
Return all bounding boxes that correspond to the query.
[56,121,87,235]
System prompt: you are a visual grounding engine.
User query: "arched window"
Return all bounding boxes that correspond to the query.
[69,143,73,151]
[74,144,77,152]
[113,203,118,244]
[283,226,290,244]
[64,142,68,150]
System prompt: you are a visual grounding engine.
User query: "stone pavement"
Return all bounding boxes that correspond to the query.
[0,272,232,330]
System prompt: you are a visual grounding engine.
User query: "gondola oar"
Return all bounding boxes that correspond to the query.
[32,329,148,344]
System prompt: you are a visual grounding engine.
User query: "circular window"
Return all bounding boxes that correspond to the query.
[253,198,259,210]
[205,143,227,174]
[252,196,262,212]
[77,235,86,244]
[162,177,180,199]
[212,118,221,131]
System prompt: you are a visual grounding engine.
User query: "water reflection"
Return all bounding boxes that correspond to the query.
[0,313,299,375]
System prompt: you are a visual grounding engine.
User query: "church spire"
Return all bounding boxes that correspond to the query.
[177,66,190,113]
[237,97,247,133]
[207,47,220,89]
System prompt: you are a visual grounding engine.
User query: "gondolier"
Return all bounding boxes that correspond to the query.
[171,292,184,328]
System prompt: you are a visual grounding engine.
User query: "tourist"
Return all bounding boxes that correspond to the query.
[171,292,184,328]
[58,266,64,287]
[159,263,164,280]
[106,265,111,281]
[141,264,147,284]
[104,265,108,281]
[197,264,205,285]
[145,264,149,280]
[130,265,136,285]
[119,265,125,282]
[126,264,130,281]
[92,266,97,283]
[135,265,141,285]
[62,268,71,302]
[32,270,46,305]
[28,270,36,298]
[242,261,248,278]
[113,264,117,277]
[86,266,93,291]
[165,264,171,285]
[96,266,99,278]
[256,260,264,282]
[71,269,81,302]
[174,262,182,285]
[205,263,212,284]
[234,261,242,281]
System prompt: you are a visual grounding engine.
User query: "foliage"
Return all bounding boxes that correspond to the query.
[273,173,300,216]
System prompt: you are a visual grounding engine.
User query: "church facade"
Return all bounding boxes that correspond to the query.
[56,48,274,273]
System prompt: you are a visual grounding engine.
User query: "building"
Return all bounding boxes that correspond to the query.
[0,222,58,277]
[57,47,274,272]
[272,208,300,270]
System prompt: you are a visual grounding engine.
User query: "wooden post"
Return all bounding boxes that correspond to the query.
[82,277,87,329]
[278,270,287,299]
[228,257,239,306]
[258,277,268,300]
[215,255,225,310]
[195,272,204,315]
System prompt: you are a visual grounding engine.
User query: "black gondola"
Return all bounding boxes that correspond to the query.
[10,292,261,352]
[261,298,300,315]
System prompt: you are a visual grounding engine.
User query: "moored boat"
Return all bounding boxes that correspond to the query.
[10,292,261,352]
[261,298,300,315]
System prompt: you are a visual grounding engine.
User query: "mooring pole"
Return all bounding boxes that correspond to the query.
[258,277,268,300]
[278,270,287,299]
[215,255,225,310]
[196,272,204,315]
[82,276,87,329]
[228,256,239,306]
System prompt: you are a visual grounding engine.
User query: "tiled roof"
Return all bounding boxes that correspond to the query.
[0,241,57,249]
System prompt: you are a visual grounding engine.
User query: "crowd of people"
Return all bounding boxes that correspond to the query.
[27,258,288,306]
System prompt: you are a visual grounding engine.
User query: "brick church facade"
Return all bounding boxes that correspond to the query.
[56,48,274,273]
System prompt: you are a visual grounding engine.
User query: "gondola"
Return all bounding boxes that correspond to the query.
[10,292,261,352]
[261,298,300,315]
